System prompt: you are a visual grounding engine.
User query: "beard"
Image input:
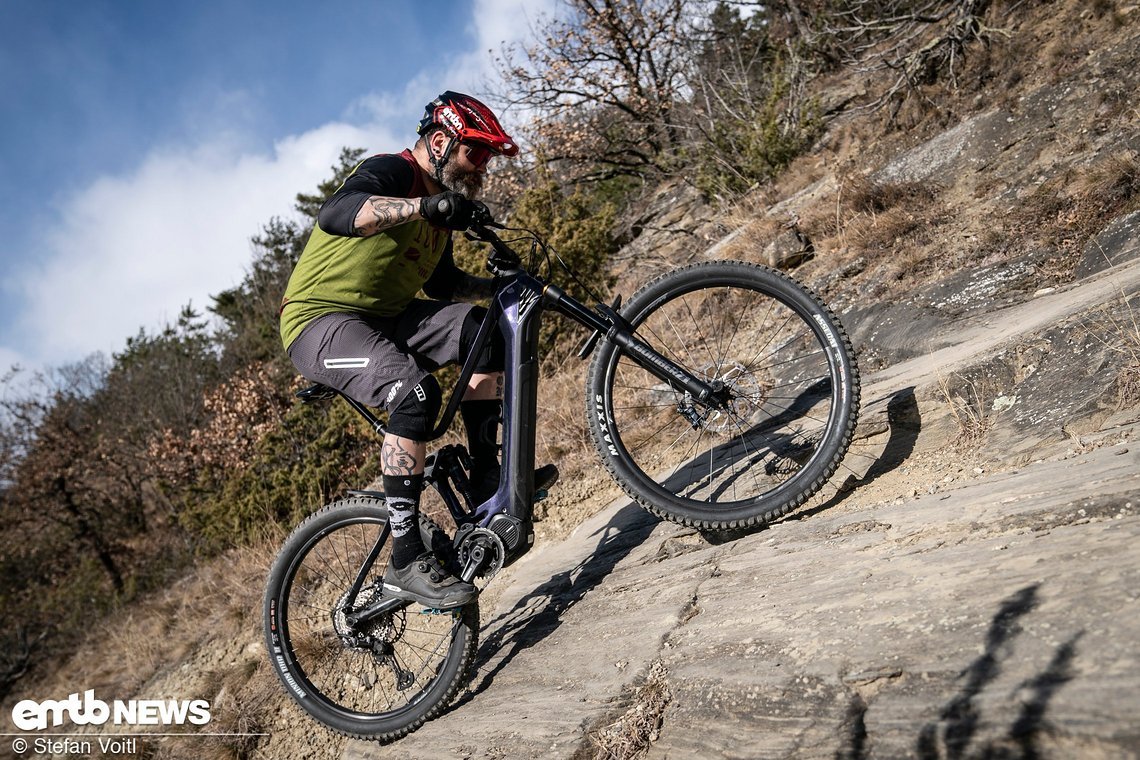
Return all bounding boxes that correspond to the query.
[440,160,485,199]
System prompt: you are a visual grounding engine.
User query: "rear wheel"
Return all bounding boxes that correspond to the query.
[586,260,859,528]
[264,497,477,741]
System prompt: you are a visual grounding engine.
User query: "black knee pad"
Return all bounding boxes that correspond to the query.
[461,306,505,373]
[386,376,442,440]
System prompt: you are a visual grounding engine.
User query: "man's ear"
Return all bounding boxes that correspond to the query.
[429,130,449,159]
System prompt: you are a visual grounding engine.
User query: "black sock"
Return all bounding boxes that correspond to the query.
[384,473,425,569]
[461,399,501,480]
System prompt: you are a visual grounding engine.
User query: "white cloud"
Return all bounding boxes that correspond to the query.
[449,0,558,94]
[470,0,555,54]
[9,0,554,371]
[348,0,556,126]
[16,119,402,366]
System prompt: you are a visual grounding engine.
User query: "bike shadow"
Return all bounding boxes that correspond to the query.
[658,381,921,516]
[698,387,920,543]
[456,502,662,704]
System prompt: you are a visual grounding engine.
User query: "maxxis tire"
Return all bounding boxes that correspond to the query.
[263,497,478,741]
[586,260,859,529]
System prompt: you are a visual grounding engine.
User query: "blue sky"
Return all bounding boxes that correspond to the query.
[0,0,551,376]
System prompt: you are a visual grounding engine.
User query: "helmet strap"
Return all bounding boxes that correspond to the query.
[428,135,459,190]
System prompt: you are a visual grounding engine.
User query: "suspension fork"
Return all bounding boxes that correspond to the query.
[541,282,727,405]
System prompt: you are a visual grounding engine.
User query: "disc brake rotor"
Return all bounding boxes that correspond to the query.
[670,362,765,433]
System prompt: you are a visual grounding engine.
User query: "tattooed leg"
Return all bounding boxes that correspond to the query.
[381,434,426,475]
[464,372,504,401]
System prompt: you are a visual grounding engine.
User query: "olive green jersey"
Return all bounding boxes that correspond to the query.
[280,151,458,349]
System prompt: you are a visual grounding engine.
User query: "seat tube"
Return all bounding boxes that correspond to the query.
[495,277,543,523]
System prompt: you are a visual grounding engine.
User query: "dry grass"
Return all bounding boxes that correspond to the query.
[1006,150,1140,283]
[838,176,943,265]
[937,373,992,449]
[537,354,595,465]
[787,170,950,306]
[0,541,280,759]
[1082,291,1140,409]
[1118,357,1140,407]
[1078,151,1140,214]
[580,660,671,760]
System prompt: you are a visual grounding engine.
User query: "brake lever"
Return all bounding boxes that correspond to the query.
[469,201,502,230]
[486,254,522,278]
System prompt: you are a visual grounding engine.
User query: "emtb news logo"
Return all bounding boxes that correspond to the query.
[11,689,210,731]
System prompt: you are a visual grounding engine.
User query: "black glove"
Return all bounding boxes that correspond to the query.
[420,191,476,230]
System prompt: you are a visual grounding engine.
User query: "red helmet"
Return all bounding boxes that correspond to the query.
[417,91,518,157]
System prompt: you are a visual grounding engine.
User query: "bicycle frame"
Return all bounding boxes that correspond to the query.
[318,226,727,623]
[327,228,726,541]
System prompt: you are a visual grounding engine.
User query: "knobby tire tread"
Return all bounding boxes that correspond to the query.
[264,496,479,742]
[586,260,860,530]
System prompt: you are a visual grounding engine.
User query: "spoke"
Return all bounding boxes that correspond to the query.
[747,347,828,374]
[625,405,686,451]
[719,286,758,377]
[745,311,799,372]
[669,294,720,376]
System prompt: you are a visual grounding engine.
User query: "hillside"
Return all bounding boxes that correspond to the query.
[3,1,1139,759]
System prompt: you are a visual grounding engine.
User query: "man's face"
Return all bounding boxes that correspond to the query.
[439,140,492,199]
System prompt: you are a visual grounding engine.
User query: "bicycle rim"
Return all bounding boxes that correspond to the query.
[590,262,858,527]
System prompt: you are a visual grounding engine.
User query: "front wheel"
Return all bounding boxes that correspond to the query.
[586,260,859,529]
[263,497,477,741]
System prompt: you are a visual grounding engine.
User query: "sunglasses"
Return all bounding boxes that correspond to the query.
[460,142,495,167]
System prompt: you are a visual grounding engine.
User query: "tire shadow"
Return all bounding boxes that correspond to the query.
[795,385,922,522]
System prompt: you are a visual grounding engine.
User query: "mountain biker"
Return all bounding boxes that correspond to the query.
[279,91,554,609]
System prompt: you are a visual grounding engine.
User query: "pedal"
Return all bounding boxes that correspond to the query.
[419,607,461,617]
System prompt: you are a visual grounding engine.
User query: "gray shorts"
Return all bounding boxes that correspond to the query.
[286,301,480,410]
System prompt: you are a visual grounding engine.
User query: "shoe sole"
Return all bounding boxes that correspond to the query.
[382,582,475,609]
[535,465,559,492]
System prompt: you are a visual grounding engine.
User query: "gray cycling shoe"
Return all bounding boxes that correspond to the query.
[382,553,477,609]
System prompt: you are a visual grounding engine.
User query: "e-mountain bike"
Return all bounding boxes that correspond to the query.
[263,207,859,740]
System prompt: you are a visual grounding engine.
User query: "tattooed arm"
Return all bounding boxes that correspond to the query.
[316,154,427,238]
[352,196,422,237]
